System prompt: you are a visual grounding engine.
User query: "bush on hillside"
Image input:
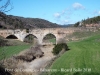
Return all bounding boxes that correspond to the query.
[52,43,69,55]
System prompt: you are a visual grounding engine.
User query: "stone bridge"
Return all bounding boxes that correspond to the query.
[0,27,95,45]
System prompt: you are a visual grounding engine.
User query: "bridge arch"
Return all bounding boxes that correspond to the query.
[23,34,38,43]
[6,35,18,39]
[42,33,56,44]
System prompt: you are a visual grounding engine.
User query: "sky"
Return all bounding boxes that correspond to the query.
[4,0,100,25]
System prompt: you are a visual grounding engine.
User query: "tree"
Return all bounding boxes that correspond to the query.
[52,43,69,55]
[74,22,80,27]
[0,0,13,73]
[0,0,13,12]
[52,38,69,55]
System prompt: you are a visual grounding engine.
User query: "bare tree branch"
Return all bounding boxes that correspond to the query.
[0,0,13,12]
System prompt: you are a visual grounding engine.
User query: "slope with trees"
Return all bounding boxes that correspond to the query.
[74,16,100,27]
[0,12,61,29]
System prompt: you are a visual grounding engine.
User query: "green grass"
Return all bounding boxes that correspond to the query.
[50,34,100,75]
[0,44,31,60]
[49,38,56,43]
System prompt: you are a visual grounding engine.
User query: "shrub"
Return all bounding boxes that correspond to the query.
[0,36,8,46]
[52,43,69,55]
[14,46,44,62]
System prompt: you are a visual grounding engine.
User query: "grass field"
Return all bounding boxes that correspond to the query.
[0,44,31,60]
[50,34,100,75]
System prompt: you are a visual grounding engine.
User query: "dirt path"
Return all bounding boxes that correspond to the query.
[20,45,55,75]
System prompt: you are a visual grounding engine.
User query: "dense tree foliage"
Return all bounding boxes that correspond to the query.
[74,22,80,27]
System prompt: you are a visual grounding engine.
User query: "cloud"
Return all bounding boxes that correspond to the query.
[53,11,70,24]
[98,11,100,14]
[92,10,100,15]
[63,20,69,23]
[53,8,73,25]
[61,9,68,15]
[60,20,69,25]
[54,13,61,18]
[73,2,85,10]
[53,8,72,19]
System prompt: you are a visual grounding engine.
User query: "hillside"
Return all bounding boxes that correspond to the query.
[74,16,100,27]
[0,12,61,29]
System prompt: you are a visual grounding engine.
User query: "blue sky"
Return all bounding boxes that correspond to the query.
[5,0,100,25]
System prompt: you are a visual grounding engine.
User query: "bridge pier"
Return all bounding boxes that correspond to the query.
[38,38,43,45]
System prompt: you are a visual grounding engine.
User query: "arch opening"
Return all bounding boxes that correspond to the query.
[6,35,18,39]
[24,34,38,44]
[43,33,56,45]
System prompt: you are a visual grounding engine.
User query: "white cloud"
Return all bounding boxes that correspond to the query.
[53,8,73,19]
[73,2,84,10]
[99,11,100,14]
[61,9,67,14]
[64,20,69,23]
[54,13,61,18]
[61,20,69,25]
[53,8,74,24]
[92,10,100,15]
